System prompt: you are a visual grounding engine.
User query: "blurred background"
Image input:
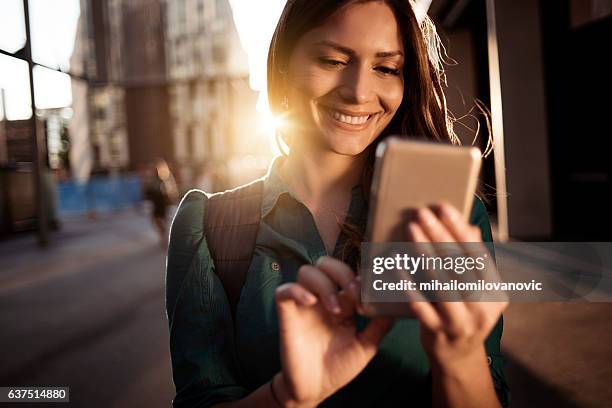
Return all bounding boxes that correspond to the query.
[0,0,610,407]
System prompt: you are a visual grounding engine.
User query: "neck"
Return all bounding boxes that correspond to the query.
[280,141,367,211]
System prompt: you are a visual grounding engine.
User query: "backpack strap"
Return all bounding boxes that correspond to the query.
[203,178,264,320]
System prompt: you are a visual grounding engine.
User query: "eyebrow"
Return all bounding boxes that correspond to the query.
[314,40,403,58]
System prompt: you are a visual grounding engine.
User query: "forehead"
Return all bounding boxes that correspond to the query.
[300,1,404,53]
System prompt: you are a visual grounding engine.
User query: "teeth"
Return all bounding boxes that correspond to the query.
[332,111,370,125]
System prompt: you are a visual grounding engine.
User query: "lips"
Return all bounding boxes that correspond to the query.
[320,105,380,130]
[332,111,370,125]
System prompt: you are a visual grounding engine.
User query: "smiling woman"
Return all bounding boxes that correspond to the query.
[166,1,510,407]
[279,2,405,155]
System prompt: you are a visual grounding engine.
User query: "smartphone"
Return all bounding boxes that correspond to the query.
[361,137,482,316]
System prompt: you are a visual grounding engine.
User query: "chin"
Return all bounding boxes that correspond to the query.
[324,131,373,156]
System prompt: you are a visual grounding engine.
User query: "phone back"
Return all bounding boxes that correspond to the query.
[362,138,482,317]
[366,138,482,243]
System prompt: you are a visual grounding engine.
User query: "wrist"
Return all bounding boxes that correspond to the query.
[271,373,319,408]
[429,345,489,379]
[428,346,501,408]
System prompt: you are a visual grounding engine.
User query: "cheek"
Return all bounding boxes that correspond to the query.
[290,68,339,101]
[381,79,404,114]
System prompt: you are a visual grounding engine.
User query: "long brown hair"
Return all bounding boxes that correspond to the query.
[267,0,465,266]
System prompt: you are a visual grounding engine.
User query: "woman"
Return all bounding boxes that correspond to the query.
[166,0,510,407]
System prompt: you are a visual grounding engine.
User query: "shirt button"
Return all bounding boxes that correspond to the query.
[271,262,280,271]
[487,356,492,366]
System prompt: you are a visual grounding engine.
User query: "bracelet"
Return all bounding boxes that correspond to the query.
[270,375,284,407]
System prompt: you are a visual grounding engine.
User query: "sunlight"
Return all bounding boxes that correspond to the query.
[229,0,287,153]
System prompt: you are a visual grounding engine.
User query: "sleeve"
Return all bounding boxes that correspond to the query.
[166,190,248,408]
[469,197,512,407]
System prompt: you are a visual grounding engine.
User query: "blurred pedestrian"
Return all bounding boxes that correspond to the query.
[144,159,178,246]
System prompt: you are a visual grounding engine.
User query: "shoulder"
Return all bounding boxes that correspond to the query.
[167,189,210,284]
[169,189,208,250]
[166,189,210,318]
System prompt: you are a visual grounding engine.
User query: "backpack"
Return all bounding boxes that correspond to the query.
[203,178,264,320]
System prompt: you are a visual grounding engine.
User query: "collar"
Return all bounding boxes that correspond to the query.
[261,155,367,219]
[261,155,291,218]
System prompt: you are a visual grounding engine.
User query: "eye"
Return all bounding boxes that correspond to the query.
[318,58,347,67]
[376,66,401,76]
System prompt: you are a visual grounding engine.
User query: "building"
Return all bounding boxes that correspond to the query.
[163,0,259,189]
[70,0,171,177]
[119,0,173,173]
[68,0,128,178]
[431,0,612,240]
[71,0,260,190]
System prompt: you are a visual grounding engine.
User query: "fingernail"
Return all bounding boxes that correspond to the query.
[301,291,317,304]
[327,294,341,314]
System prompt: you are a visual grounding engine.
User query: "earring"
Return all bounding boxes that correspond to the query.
[280,96,289,110]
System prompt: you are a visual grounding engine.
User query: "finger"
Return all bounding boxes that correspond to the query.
[416,206,456,242]
[337,277,361,312]
[433,202,477,242]
[345,276,361,302]
[297,264,342,314]
[315,256,357,288]
[357,316,394,355]
[408,301,442,332]
[405,220,431,243]
[405,220,436,258]
[315,257,360,316]
[405,221,439,292]
[461,242,500,302]
[354,276,367,315]
[441,215,494,295]
[275,283,318,308]
[427,204,479,284]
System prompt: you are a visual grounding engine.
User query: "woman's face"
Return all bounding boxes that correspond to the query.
[285,1,405,156]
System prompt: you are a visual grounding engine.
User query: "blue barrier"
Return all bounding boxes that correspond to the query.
[57,175,143,215]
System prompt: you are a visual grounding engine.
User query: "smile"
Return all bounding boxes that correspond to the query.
[332,111,370,125]
[320,106,380,130]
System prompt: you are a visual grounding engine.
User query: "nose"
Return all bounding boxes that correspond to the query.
[337,64,375,104]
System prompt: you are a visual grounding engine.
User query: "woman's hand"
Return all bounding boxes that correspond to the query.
[405,203,506,407]
[274,256,394,407]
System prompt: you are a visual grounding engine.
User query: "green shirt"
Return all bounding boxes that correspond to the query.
[166,156,510,407]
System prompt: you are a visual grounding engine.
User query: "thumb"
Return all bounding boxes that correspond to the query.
[357,317,395,356]
[276,283,318,309]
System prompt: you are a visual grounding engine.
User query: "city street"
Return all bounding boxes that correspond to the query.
[0,210,611,407]
[0,209,175,407]
[1,0,611,407]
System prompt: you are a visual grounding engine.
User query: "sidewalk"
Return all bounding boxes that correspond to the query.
[503,302,612,407]
[0,209,175,408]
[1,211,610,407]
